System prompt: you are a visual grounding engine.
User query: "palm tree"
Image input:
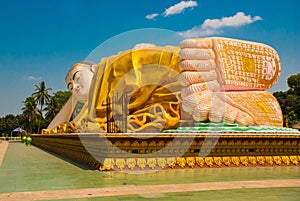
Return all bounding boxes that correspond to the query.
[44,96,59,120]
[33,81,52,133]
[22,96,39,133]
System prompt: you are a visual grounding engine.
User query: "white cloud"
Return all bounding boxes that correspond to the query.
[178,12,262,37]
[202,12,262,29]
[145,1,198,20]
[145,13,159,20]
[178,27,221,38]
[27,75,42,81]
[163,1,198,17]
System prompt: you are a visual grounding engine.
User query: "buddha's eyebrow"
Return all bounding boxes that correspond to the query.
[72,71,79,80]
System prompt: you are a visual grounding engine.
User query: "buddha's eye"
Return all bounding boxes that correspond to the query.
[72,71,80,82]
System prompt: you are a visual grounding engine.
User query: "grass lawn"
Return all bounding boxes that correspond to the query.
[0,142,299,200]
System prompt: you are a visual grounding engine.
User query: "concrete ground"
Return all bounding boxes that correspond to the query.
[0,141,8,166]
[0,141,299,201]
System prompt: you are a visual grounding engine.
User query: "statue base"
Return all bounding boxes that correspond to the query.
[31,132,300,171]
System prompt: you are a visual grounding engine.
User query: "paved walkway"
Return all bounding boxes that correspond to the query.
[0,141,8,167]
[1,179,300,201]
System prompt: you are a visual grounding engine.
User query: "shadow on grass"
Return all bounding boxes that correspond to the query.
[32,145,95,171]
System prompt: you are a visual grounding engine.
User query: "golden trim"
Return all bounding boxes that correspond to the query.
[100,155,300,171]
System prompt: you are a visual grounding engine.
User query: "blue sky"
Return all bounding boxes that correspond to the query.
[0,0,299,117]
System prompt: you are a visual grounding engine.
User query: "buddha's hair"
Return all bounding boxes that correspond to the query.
[65,61,96,81]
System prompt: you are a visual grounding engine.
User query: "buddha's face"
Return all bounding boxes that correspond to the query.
[66,65,94,103]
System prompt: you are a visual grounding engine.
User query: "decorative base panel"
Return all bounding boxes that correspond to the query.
[101,156,300,171]
[31,132,300,171]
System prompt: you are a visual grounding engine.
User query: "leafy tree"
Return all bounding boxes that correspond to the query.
[32,81,52,133]
[1,81,71,134]
[44,91,71,120]
[44,95,59,120]
[283,110,298,126]
[16,114,27,131]
[0,114,19,136]
[273,73,300,127]
[43,90,71,128]
[54,91,72,107]
[22,96,39,133]
[287,73,300,95]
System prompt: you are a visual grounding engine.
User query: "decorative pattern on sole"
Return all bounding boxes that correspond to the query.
[179,37,283,127]
[180,37,281,90]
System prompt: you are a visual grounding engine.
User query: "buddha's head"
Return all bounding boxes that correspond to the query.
[65,61,96,103]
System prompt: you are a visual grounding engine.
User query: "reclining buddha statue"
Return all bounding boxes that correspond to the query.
[42,37,283,134]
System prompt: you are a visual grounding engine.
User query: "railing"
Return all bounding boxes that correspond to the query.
[106,93,128,133]
[0,137,22,141]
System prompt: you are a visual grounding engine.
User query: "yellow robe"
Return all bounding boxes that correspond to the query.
[80,46,183,133]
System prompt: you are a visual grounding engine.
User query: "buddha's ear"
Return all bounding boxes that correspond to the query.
[91,64,97,73]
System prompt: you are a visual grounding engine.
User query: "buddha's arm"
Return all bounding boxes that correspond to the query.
[47,96,78,129]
